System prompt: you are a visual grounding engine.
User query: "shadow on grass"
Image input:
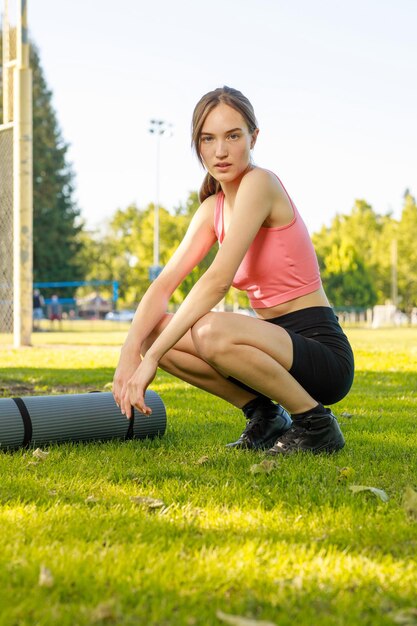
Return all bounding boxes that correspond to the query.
[0,366,115,397]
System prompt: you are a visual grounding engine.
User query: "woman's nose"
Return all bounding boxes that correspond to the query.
[215,140,228,158]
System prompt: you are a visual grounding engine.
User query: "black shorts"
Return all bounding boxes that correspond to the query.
[229,306,354,406]
[265,306,354,405]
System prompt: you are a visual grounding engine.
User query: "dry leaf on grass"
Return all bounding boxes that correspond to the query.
[250,460,277,475]
[33,448,49,460]
[216,610,278,626]
[130,496,165,510]
[91,600,117,623]
[349,485,389,502]
[196,455,210,465]
[390,607,417,625]
[85,495,99,504]
[340,412,354,418]
[337,467,355,481]
[38,565,54,588]
[403,486,417,520]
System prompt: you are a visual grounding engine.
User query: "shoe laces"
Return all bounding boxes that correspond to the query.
[242,411,266,440]
[273,422,304,449]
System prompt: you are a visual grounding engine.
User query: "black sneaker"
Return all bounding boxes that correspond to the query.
[267,408,345,455]
[226,401,292,450]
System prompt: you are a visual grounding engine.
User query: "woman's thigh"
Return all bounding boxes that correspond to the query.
[191,311,294,370]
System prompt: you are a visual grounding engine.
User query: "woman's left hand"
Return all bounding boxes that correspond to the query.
[121,355,159,418]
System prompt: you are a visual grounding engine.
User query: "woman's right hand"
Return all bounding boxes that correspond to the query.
[112,346,142,411]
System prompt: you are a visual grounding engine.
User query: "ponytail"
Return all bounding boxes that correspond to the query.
[199,172,220,203]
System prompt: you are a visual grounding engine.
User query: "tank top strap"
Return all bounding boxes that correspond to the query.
[214,191,225,242]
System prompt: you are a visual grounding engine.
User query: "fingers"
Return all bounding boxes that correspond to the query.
[120,384,153,418]
[112,375,123,408]
[113,367,154,418]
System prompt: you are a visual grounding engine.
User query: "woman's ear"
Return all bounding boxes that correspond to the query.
[250,128,259,150]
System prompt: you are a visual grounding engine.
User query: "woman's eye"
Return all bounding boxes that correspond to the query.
[201,136,213,143]
[228,133,240,140]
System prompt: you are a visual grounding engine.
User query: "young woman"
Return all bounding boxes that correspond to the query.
[112,86,354,455]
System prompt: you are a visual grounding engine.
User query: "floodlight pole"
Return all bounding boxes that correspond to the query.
[13,0,33,347]
[148,119,172,270]
[391,238,398,308]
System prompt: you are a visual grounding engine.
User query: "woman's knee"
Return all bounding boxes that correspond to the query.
[191,312,228,363]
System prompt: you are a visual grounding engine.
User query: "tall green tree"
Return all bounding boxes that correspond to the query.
[31,44,84,284]
[396,191,417,312]
[320,241,376,307]
[0,35,85,286]
[312,200,389,307]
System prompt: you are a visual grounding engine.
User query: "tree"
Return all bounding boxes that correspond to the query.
[0,35,85,288]
[312,200,389,308]
[321,241,376,307]
[31,44,85,285]
[396,191,417,312]
[80,192,232,308]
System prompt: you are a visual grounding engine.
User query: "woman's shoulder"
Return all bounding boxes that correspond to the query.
[199,193,218,214]
[238,167,285,202]
[190,194,218,228]
[241,167,281,190]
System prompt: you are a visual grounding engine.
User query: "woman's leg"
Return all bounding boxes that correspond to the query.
[142,313,255,408]
[142,313,291,449]
[191,311,317,413]
[191,311,345,455]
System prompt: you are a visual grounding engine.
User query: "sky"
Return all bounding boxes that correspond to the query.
[21,0,417,233]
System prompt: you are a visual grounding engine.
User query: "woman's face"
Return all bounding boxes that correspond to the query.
[199,103,258,185]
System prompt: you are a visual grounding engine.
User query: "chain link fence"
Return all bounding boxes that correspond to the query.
[0,126,14,334]
[1,1,17,339]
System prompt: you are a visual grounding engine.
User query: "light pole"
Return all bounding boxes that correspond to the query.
[148,119,172,279]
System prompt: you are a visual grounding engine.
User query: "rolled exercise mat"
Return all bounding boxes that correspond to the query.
[0,391,166,450]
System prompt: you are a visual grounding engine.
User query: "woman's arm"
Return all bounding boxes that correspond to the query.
[122,169,277,414]
[113,197,217,406]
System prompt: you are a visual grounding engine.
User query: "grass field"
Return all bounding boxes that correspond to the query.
[0,326,416,626]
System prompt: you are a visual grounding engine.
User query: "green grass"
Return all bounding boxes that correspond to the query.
[0,327,416,625]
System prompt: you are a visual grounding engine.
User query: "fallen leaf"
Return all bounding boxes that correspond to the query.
[338,467,356,481]
[349,485,389,502]
[130,496,165,510]
[91,601,117,623]
[390,607,417,625]
[216,610,277,626]
[403,486,417,520]
[250,460,277,475]
[196,455,210,465]
[340,412,354,419]
[85,495,99,503]
[33,448,49,460]
[38,565,54,588]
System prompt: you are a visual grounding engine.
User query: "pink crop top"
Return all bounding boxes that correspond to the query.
[213,174,322,309]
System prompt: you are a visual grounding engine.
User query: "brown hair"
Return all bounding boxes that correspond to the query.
[191,86,258,202]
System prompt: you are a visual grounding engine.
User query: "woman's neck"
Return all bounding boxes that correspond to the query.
[220,164,255,205]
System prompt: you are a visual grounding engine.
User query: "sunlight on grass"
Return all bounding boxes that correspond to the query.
[1,327,417,624]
